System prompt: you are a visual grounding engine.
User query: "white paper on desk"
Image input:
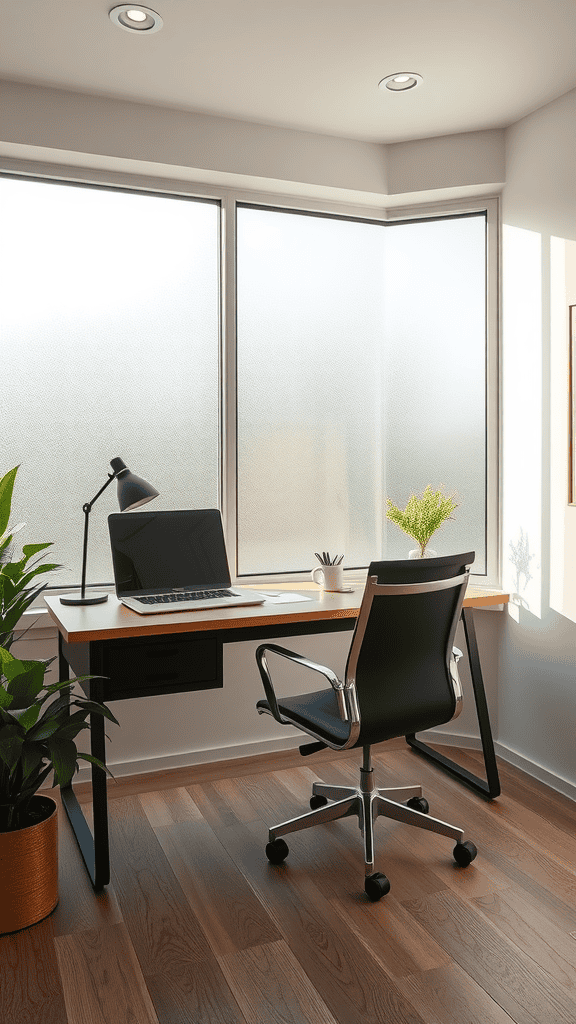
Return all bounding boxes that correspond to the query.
[261,592,312,604]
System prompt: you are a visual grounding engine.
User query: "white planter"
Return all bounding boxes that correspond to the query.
[408,548,437,559]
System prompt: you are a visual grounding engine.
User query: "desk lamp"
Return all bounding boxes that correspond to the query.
[60,457,159,606]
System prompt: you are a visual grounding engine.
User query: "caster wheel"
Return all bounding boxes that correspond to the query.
[364,871,391,901]
[407,796,429,814]
[266,838,289,864]
[310,794,328,809]
[453,840,478,867]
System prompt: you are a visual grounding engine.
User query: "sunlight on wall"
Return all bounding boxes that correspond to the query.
[550,235,576,622]
[502,224,542,620]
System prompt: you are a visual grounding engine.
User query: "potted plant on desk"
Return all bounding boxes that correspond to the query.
[0,465,117,933]
[386,484,458,558]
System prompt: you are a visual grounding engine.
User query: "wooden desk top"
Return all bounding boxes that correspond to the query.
[45,584,509,644]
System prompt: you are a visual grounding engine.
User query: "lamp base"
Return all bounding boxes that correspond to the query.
[60,592,109,606]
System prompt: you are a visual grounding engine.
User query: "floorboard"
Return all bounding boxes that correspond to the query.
[2,742,575,1024]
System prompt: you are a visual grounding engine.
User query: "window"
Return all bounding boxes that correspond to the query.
[1,173,496,589]
[0,177,220,586]
[237,205,489,575]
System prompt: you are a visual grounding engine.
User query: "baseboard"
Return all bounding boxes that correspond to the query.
[70,730,576,803]
[415,728,483,750]
[417,729,576,802]
[493,740,576,802]
[72,735,305,784]
[72,729,480,785]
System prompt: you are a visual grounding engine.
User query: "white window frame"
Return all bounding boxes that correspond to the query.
[0,161,500,604]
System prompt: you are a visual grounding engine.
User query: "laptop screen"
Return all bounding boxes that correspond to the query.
[108,509,232,596]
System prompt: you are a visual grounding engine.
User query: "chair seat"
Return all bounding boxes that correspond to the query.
[257,687,350,745]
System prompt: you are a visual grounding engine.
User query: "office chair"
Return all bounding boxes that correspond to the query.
[256,552,478,900]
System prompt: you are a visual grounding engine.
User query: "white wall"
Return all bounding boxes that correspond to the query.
[386,129,505,196]
[0,80,504,209]
[500,87,576,797]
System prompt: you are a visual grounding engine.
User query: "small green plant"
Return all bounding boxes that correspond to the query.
[386,485,458,557]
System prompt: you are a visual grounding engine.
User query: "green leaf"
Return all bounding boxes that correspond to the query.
[20,743,44,781]
[0,583,55,636]
[0,687,13,710]
[46,673,99,694]
[0,728,24,771]
[43,678,76,696]
[56,721,90,741]
[77,753,115,780]
[21,542,54,559]
[0,467,18,539]
[71,699,119,726]
[2,561,59,585]
[0,646,15,673]
[16,764,53,805]
[49,710,92,741]
[0,560,25,581]
[28,718,60,742]
[36,691,72,723]
[0,534,12,560]
[4,703,41,731]
[4,659,46,709]
[47,737,78,788]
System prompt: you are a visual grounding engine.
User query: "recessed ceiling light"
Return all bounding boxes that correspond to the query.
[109,5,163,33]
[378,73,423,92]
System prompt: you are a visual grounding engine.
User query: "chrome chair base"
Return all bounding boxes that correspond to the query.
[269,762,465,876]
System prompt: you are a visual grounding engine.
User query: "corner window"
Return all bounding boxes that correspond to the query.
[1,174,496,588]
[236,204,488,575]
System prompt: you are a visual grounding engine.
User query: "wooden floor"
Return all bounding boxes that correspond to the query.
[2,740,576,1024]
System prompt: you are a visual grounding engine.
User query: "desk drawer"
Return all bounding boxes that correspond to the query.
[96,635,222,700]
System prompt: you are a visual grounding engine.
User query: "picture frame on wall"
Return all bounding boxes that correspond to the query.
[570,305,576,504]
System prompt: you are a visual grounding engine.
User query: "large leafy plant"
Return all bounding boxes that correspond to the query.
[0,465,59,650]
[0,647,118,832]
[386,485,458,557]
[0,465,117,832]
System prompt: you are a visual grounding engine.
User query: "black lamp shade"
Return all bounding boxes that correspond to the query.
[110,457,159,511]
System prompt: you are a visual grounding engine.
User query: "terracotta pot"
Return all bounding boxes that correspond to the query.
[0,795,59,934]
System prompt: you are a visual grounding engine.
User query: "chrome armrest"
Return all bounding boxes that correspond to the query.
[449,646,464,719]
[255,643,348,723]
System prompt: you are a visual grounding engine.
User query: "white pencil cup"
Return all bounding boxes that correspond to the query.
[311,564,344,592]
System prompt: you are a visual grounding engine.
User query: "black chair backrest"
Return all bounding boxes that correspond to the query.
[344,552,475,748]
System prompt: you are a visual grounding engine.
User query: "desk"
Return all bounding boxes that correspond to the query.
[45,584,507,889]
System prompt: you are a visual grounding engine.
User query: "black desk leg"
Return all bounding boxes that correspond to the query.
[406,607,501,799]
[58,636,111,890]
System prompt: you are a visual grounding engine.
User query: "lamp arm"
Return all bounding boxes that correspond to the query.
[84,471,117,513]
[79,471,117,598]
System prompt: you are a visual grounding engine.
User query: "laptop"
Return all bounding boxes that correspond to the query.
[108,508,265,614]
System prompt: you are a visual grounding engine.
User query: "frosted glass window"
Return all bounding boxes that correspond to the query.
[237,206,486,575]
[237,207,387,574]
[1,177,219,587]
[382,215,486,570]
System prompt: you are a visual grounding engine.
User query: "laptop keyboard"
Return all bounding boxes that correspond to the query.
[138,589,235,605]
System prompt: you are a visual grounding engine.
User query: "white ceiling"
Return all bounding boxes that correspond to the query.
[1,0,576,144]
